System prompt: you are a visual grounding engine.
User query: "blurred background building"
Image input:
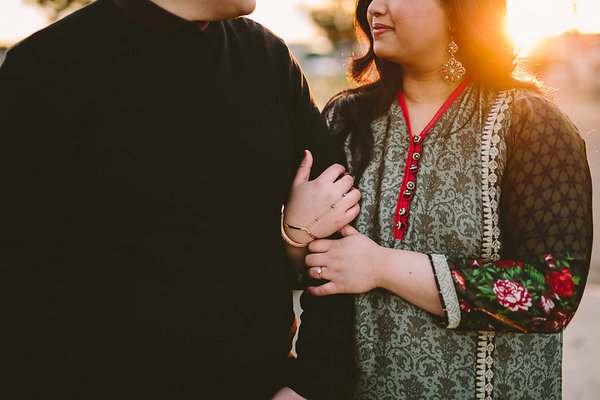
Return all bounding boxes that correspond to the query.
[1,0,599,398]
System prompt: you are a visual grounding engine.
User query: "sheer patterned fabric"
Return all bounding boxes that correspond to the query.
[447,91,592,333]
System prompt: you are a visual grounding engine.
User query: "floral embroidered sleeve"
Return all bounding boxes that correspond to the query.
[435,91,592,333]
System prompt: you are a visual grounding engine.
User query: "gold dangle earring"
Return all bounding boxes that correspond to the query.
[440,38,466,83]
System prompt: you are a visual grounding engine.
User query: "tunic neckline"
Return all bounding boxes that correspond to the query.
[393,78,471,239]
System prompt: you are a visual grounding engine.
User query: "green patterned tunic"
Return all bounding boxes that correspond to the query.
[326,84,592,399]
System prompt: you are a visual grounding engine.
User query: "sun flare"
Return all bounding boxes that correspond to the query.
[507,0,600,55]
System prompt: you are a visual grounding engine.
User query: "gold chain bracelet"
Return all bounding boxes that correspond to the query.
[280,205,310,247]
[280,190,349,247]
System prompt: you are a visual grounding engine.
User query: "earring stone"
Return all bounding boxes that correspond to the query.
[441,39,466,83]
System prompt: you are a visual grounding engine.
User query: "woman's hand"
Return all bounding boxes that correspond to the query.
[284,150,361,244]
[304,225,384,295]
[304,225,444,316]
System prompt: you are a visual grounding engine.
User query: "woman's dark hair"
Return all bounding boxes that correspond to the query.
[325,0,537,182]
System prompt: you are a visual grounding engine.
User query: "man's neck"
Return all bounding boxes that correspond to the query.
[149,0,207,21]
[149,0,255,22]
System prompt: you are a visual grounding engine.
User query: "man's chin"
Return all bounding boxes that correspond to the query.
[211,4,256,21]
[239,1,257,17]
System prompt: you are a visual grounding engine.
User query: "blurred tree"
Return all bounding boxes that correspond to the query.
[307,0,355,45]
[28,0,92,21]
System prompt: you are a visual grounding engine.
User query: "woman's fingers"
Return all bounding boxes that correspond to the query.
[345,202,361,221]
[306,282,340,296]
[307,266,326,280]
[327,188,361,226]
[291,150,313,187]
[286,161,360,240]
[305,188,360,238]
[340,224,360,236]
[338,187,361,209]
[317,163,346,183]
[305,252,326,267]
[332,173,354,194]
[322,187,361,222]
[308,239,330,253]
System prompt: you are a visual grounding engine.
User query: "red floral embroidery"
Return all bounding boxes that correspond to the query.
[448,254,584,332]
[539,294,555,314]
[493,260,523,269]
[545,254,557,269]
[493,280,532,311]
[546,269,574,297]
[459,299,472,312]
[452,270,466,290]
[531,317,547,330]
[544,308,573,331]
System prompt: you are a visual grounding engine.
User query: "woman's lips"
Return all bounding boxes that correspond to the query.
[372,23,393,37]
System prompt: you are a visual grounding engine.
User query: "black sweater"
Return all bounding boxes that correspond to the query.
[0,1,351,398]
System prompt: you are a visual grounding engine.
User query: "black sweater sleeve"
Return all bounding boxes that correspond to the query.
[0,42,71,399]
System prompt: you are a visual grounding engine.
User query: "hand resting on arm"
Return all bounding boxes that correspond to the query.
[283,150,361,271]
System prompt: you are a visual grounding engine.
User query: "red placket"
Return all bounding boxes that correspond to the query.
[393,79,470,240]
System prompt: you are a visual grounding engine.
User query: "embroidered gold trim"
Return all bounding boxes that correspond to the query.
[431,254,461,329]
[481,91,511,260]
[476,91,512,400]
[476,330,495,400]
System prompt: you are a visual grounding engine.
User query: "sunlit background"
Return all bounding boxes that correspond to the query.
[1,1,599,398]
[507,0,599,53]
[2,0,600,58]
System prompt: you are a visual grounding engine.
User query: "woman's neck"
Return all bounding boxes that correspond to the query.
[399,67,465,136]
[401,68,461,106]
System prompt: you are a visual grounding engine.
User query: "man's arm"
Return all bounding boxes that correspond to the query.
[280,53,355,400]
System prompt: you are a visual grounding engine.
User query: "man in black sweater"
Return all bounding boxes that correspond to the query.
[0,0,352,398]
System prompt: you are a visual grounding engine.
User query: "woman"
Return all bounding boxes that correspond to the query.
[282,0,592,399]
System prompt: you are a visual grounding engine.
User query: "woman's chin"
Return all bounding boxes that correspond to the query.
[373,47,400,64]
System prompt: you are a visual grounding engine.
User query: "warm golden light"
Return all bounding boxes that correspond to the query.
[507,0,600,55]
[2,0,600,49]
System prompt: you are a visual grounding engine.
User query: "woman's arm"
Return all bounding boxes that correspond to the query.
[305,226,589,334]
[438,92,593,333]
[304,225,443,317]
[305,92,592,334]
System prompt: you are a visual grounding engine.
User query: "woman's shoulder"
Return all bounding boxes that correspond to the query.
[508,87,579,128]
[510,87,557,113]
[506,87,584,150]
